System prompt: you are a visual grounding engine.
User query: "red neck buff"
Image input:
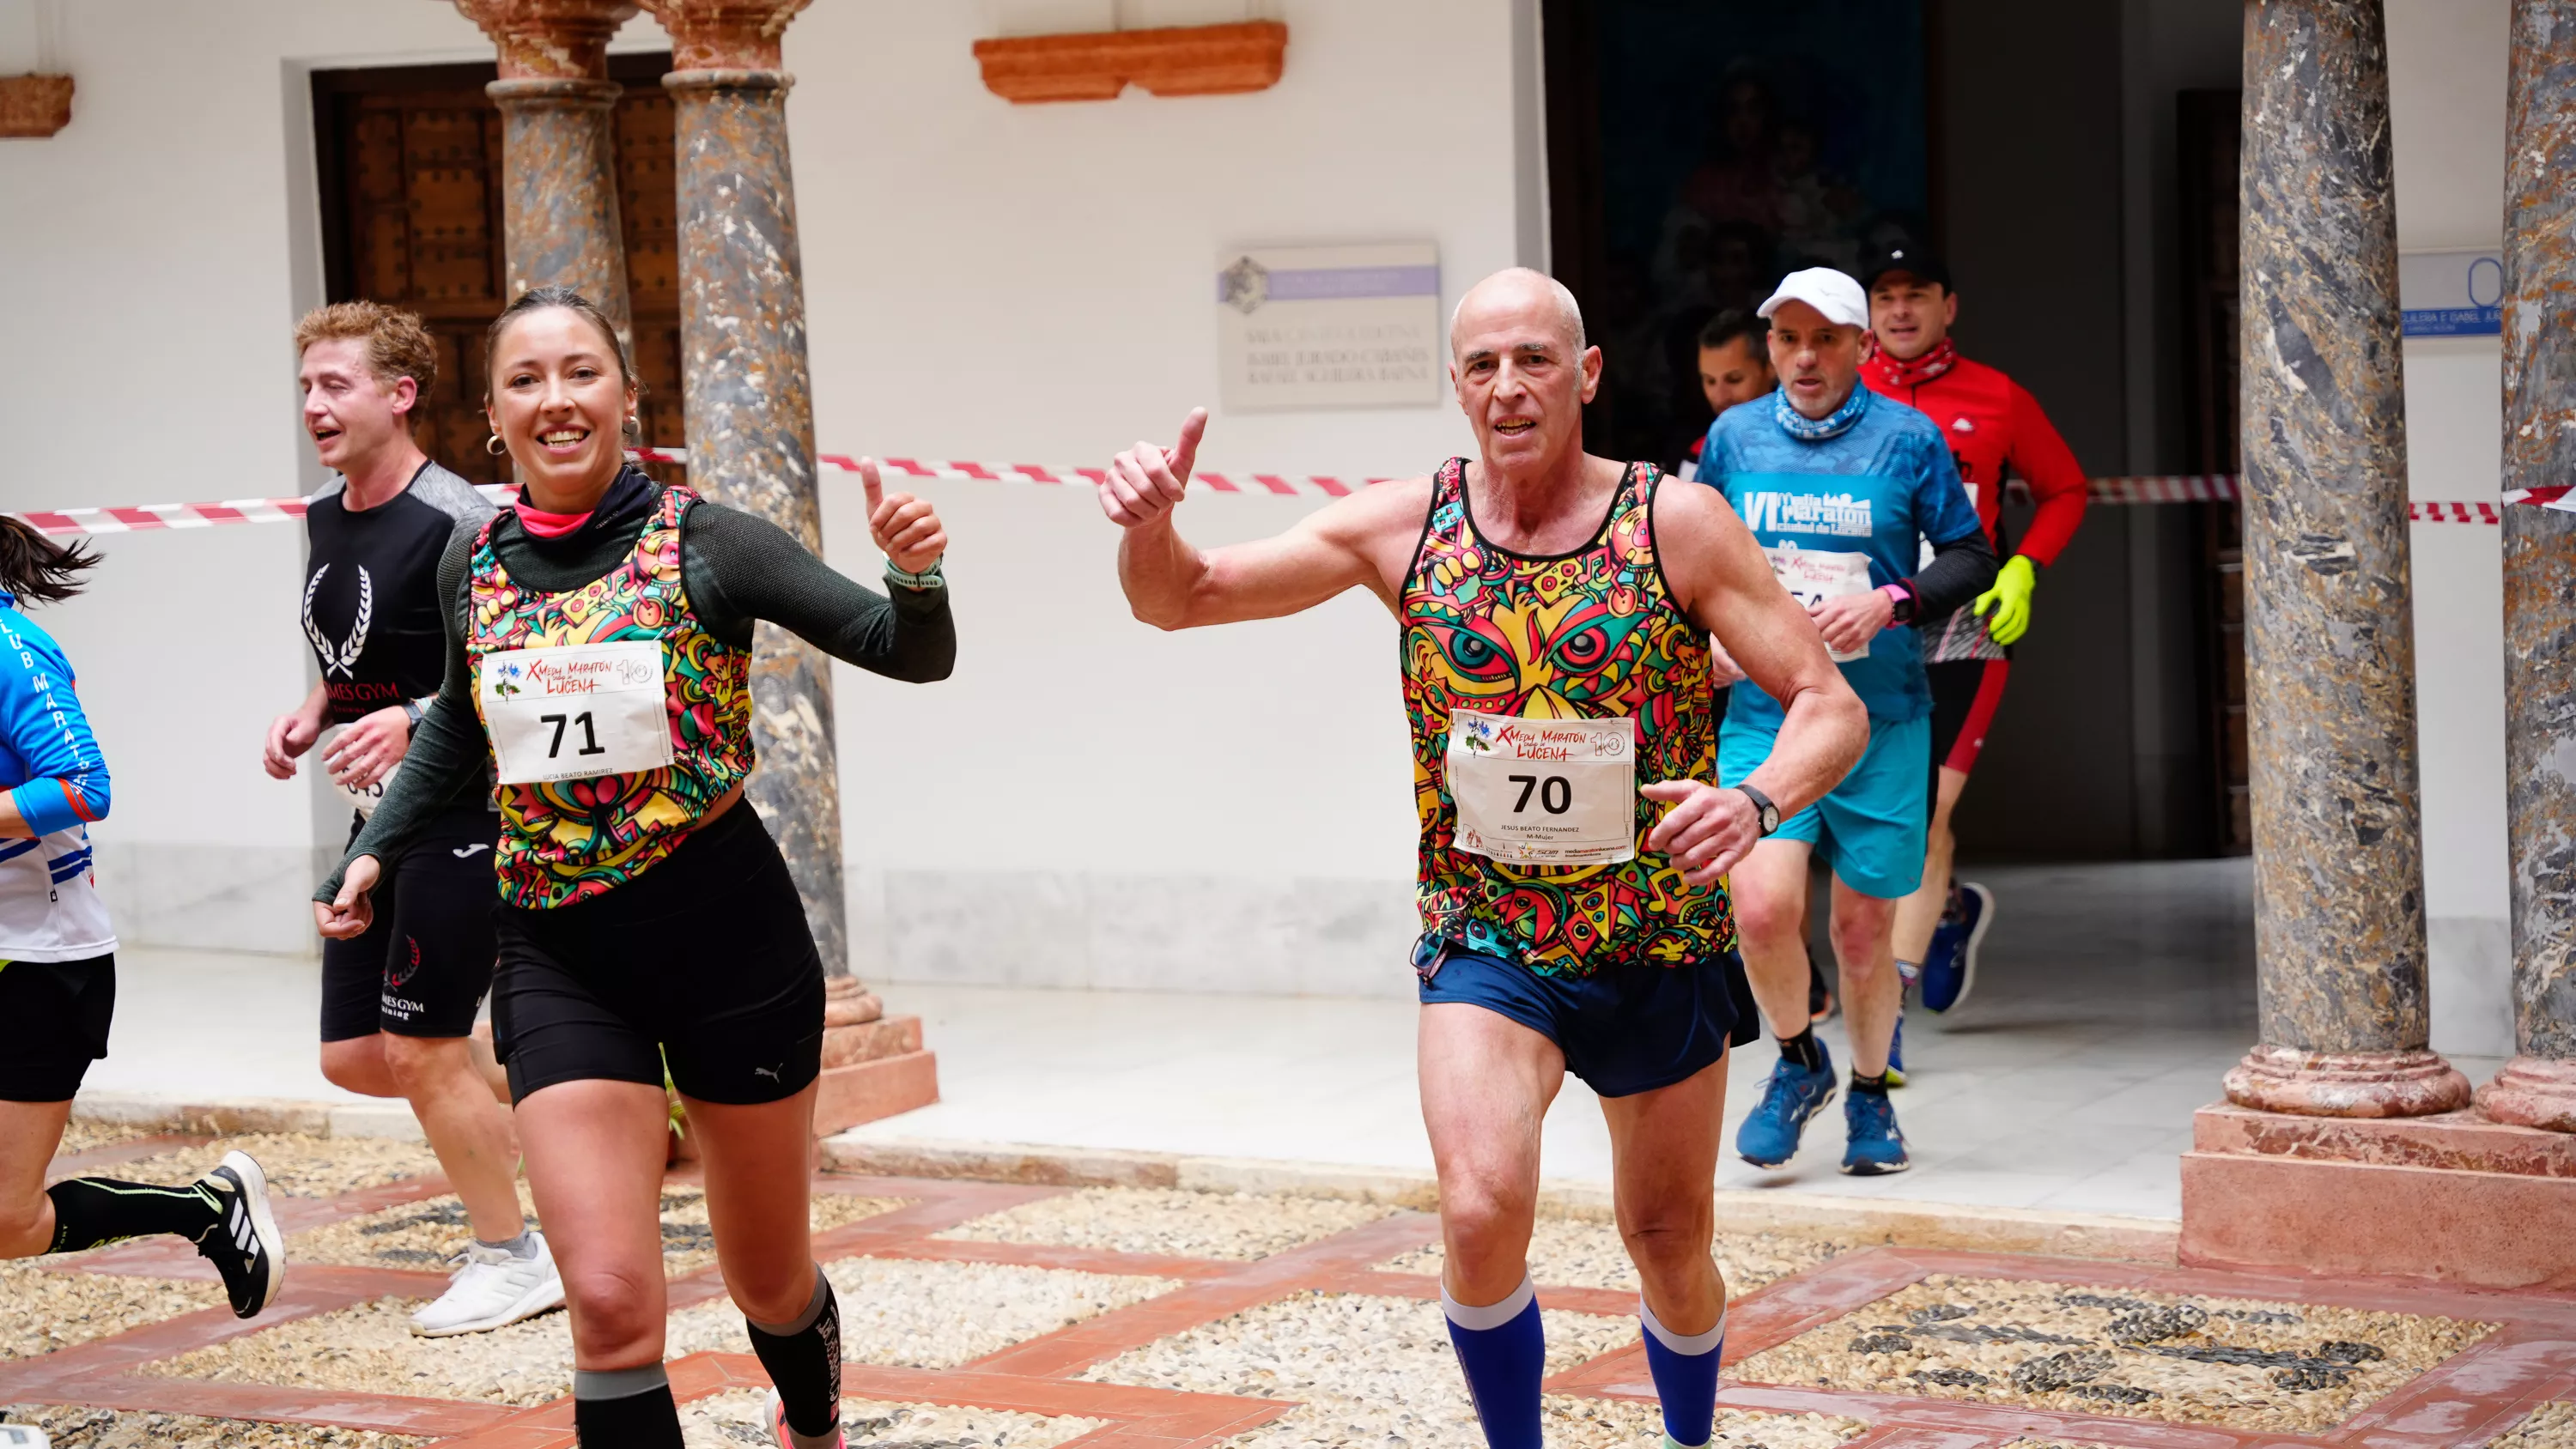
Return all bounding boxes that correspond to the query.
[512,500,595,538]
[1865,335,1959,390]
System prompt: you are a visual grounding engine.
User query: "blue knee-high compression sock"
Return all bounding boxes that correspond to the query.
[1640,1297,1725,1447]
[1442,1275,1544,1449]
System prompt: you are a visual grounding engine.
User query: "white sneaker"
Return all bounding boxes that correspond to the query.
[408,1228,566,1337]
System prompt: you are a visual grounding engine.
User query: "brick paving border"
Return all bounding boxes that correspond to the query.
[5,1140,2573,1448]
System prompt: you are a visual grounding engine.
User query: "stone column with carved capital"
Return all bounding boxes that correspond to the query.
[2224,0,2471,1119]
[453,0,640,347]
[2481,0,2576,1134]
[640,0,856,991]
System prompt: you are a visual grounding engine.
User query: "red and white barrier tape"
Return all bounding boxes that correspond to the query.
[9,461,2565,537]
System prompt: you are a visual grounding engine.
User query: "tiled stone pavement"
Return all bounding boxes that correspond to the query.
[7,1134,2576,1448]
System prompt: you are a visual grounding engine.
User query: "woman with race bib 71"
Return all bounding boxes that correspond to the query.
[314,287,957,1449]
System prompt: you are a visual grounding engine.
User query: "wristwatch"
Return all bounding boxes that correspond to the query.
[884,557,945,591]
[1881,581,1918,625]
[402,699,425,731]
[1736,784,1781,837]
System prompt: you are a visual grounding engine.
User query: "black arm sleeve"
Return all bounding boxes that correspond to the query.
[1909,524,2001,621]
[314,528,492,903]
[680,503,957,683]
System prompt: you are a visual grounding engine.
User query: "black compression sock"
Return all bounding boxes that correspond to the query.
[1850,1070,1891,1095]
[46,1177,223,1255]
[573,1365,684,1449]
[748,1268,841,1447]
[1776,1028,1826,1073]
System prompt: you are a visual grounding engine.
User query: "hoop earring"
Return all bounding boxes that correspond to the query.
[485,433,507,457]
[623,415,641,446]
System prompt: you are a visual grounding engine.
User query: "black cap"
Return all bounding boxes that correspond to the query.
[1860,242,1952,294]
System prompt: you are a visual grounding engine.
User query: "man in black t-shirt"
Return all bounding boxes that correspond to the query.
[265,302,562,1337]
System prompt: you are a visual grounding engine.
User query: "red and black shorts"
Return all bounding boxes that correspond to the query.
[1925,657,2011,790]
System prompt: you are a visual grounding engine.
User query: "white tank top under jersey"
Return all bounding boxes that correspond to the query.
[0,826,114,962]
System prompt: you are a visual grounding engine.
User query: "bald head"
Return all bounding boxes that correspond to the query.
[1450,267,1587,358]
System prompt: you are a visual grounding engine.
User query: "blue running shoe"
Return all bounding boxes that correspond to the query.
[1842,1088,1911,1176]
[1736,1041,1837,1168]
[1883,1013,1907,1088]
[1920,881,1993,1015]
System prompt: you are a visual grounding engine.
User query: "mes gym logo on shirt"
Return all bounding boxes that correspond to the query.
[1735,491,1874,537]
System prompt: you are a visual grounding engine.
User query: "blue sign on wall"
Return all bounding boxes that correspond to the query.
[2400,250,2503,336]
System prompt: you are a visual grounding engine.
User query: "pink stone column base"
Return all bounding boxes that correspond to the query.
[811,1050,939,1138]
[2180,1149,2576,1289]
[2478,1056,2576,1133]
[2222,1044,2473,1117]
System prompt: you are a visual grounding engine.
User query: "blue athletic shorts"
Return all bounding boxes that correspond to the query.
[1414,941,1747,1098]
[1718,712,1930,900]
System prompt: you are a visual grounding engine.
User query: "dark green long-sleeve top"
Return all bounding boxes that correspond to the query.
[316,471,954,902]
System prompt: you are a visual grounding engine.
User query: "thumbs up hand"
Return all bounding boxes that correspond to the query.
[861,458,948,574]
[1099,409,1207,529]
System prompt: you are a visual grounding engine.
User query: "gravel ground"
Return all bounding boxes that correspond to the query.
[664,1257,1188,1370]
[2488,1403,2576,1449]
[679,1389,1103,1448]
[0,1262,224,1361]
[112,1135,443,1199]
[291,1184,544,1269]
[50,1121,166,1158]
[151,1258,1181,1404]
[659,1188,912,1274]
[1381,1221,1844,1295]
[1731,1273,2495,1434]
[0,1404,419,1447]
[1087,1289,1856,1449]
[934,1187,1400,1261]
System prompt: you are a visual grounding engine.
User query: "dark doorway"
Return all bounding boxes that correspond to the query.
[1543,0,1935,472]
[2177,88,2249,854]
[310,57,685,487]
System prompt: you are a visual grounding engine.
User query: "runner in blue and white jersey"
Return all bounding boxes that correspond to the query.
[0,518,287,1318]
[1697,268,1996,1176]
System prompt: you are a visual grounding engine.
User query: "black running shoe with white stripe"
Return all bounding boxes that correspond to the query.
[196,1150,286,1318]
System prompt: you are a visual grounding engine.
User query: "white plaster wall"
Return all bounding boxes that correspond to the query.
[2388,0,2513,1058]
[786,0,1534,993]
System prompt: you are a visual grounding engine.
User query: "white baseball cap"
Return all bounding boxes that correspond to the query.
[1757,267,1869,330]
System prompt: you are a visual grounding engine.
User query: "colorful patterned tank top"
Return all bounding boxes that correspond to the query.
[466,486,756,908]
[1401,458,1735,978]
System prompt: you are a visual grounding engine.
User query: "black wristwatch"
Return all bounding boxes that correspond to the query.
[1736,784,1781,837]
[402,699,425,731]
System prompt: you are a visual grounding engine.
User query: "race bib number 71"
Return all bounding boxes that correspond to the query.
[480,640,673,785]
[1445,710,1637,865]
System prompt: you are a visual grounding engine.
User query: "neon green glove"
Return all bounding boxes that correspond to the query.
[1971,554,2038,646]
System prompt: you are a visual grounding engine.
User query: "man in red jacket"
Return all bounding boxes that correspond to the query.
[1859,245,2090,1035]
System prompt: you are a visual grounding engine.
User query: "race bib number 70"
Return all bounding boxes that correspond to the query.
[480,640,673,785]
[1445,709,1637,865]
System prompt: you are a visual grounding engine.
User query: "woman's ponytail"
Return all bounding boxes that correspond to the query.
[0,517,100,603]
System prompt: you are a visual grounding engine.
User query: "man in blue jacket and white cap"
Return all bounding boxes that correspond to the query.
[1696,267,1996,1176]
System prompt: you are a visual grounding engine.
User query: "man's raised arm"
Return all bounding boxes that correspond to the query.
[1103,408,1427,629]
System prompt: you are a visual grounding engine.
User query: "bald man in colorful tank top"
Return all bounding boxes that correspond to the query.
[1098,269,1868,1449]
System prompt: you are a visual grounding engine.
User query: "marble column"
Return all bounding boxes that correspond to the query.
[640,0,854,982]
[2223,0,2472,1119]
[2480,0,2576,1133]
[453,1,640,346]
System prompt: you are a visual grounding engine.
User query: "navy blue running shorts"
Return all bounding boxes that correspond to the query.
[1414,940,1755,1098]
[321,805,501,1042]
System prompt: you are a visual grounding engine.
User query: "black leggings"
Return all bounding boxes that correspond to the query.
[490,807,824,1106]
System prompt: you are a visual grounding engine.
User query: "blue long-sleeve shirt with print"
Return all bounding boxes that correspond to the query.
[0,594,111,836]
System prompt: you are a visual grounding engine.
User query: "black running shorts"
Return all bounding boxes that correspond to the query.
[490,805,825,1107]
[0,953,115,1102]
[320,806,501,1042]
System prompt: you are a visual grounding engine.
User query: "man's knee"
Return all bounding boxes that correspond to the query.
[1618,1202,1715,1276]
[319,1037,395,1097]
[1829,900,1897,973]
[1440,1173,1537,1275]
[1733,876,1803,947]
[380,1034,468,1095]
